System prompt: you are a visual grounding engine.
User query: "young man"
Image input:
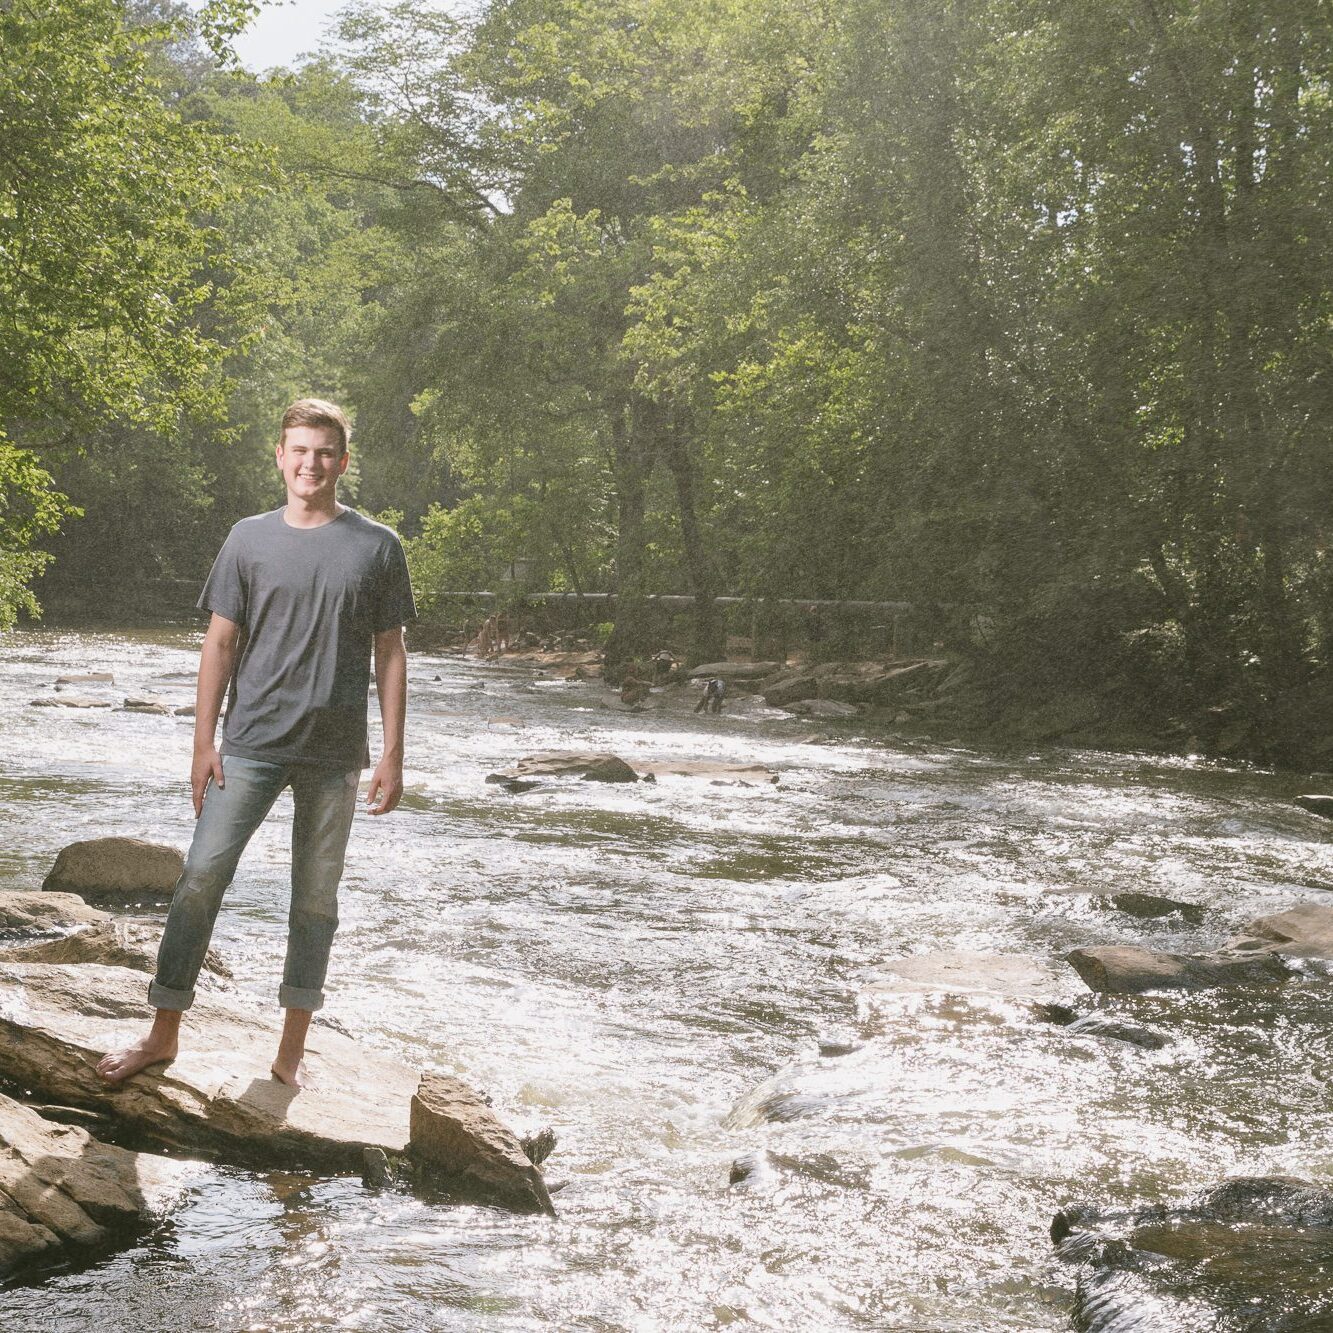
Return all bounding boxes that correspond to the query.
[97,398,416,1088]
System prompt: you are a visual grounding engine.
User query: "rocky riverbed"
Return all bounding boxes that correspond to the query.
[3,627,1333,1329]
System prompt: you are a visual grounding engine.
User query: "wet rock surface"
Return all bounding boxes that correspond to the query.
[0,890,108,934]
[1065,944,1291,993]
[1053,1176,1333,1332]
[863,950,1073,1000]
[497,751,639,783]
[408,1073,555,1216]
[0,1090,190,1279]
[42,836,183,902]
[0,918,229,978]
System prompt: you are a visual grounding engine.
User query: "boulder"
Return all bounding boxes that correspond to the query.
[502,752,638,783]
[173,705,196,717]
[30,696,112,709]
[0,1091,189,1278]
[1053,1176,1333,1332]
[119,698,171,715]
[1296,793,1333,820]
[409,1073,555,1216]
[784,698,859,718]
[0,919,230,978]
[1065,944,1289,994]
[762,674,818,707]
[0,891,108,934]
[686,661,782,681]
[1227,902,1333,959]
[54,673,114,686]
[43,837,183,902]
[0,961,417,1171]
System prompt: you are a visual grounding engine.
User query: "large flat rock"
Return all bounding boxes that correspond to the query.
[1065,945,1290,994]
[0,1091,189,1278]
[0,962,415,1171]
[864,950,1071,1000]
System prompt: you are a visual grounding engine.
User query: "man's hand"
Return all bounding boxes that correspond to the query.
[192,746,224,818]
[366,756,403,816]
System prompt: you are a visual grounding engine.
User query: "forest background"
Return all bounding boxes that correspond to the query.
[2,0,1330,752]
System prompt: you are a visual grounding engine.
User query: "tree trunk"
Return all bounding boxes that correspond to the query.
[602,398,658,673]
[661,408,723,666]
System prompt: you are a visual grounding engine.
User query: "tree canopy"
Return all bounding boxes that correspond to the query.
[3,0,1330,727]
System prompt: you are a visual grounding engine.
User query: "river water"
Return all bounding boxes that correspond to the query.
[1,627,1331,1331]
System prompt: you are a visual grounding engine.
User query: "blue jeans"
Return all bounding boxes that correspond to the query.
[150,755,360,1012]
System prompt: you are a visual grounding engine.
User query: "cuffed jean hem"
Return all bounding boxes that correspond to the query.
[148,980,194,1012]
[278,983,324,1012]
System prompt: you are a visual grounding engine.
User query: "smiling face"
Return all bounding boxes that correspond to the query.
[276,424,349,507]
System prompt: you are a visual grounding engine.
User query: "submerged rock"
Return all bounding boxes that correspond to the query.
[54,673,115,686]
[1065,944,1289,994]
[864,950,1071,1000]
[30,695,112,709]
[1063,1011,1171,1051]
[42,837,183,902]
[1053,1176,1333,1333]
[0,961,416,1171]
[1095,891,1207,925]
[409,1073,555,1216]
[0,1090,189,1279]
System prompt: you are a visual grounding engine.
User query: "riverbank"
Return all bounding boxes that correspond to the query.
[444,638,1333,776]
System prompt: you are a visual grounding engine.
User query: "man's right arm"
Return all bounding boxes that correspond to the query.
[192,613,241,817]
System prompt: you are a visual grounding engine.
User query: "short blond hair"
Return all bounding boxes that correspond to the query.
[280,398,350,454]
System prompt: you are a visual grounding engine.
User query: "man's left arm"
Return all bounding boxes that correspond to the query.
[368,626,407,815]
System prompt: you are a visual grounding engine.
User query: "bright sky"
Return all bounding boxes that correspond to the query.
[232,0,354,72]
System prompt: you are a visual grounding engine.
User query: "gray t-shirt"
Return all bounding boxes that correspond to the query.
[198,508,416,769]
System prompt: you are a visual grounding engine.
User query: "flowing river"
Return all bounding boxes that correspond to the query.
[1,627,1331,1331]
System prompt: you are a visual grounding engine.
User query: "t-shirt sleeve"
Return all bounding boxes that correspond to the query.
[372,535,417,631]
[197,531,248,625]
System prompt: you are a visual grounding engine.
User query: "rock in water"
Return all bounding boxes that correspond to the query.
[0,891,107,933]
[1053,1176,1333,1332]
[408,1073,556,1215]
[0,1090,189,1278]
[0,919,229,978]
[54,673,115,686]
[42,837,183,902]
[1295,794,1333,820]
[1229,902,1333,959]
[30,695,112,709]
[361,1147,394,1188]
[520,1127,557,1167]
[1065,944,1289,994]
[502,751,638,783]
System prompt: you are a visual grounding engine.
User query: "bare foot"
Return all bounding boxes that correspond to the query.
[270,1059,311,1090]
[96,1036,178,1084]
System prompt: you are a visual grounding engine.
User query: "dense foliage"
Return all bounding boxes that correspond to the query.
[2,0,1330,728]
